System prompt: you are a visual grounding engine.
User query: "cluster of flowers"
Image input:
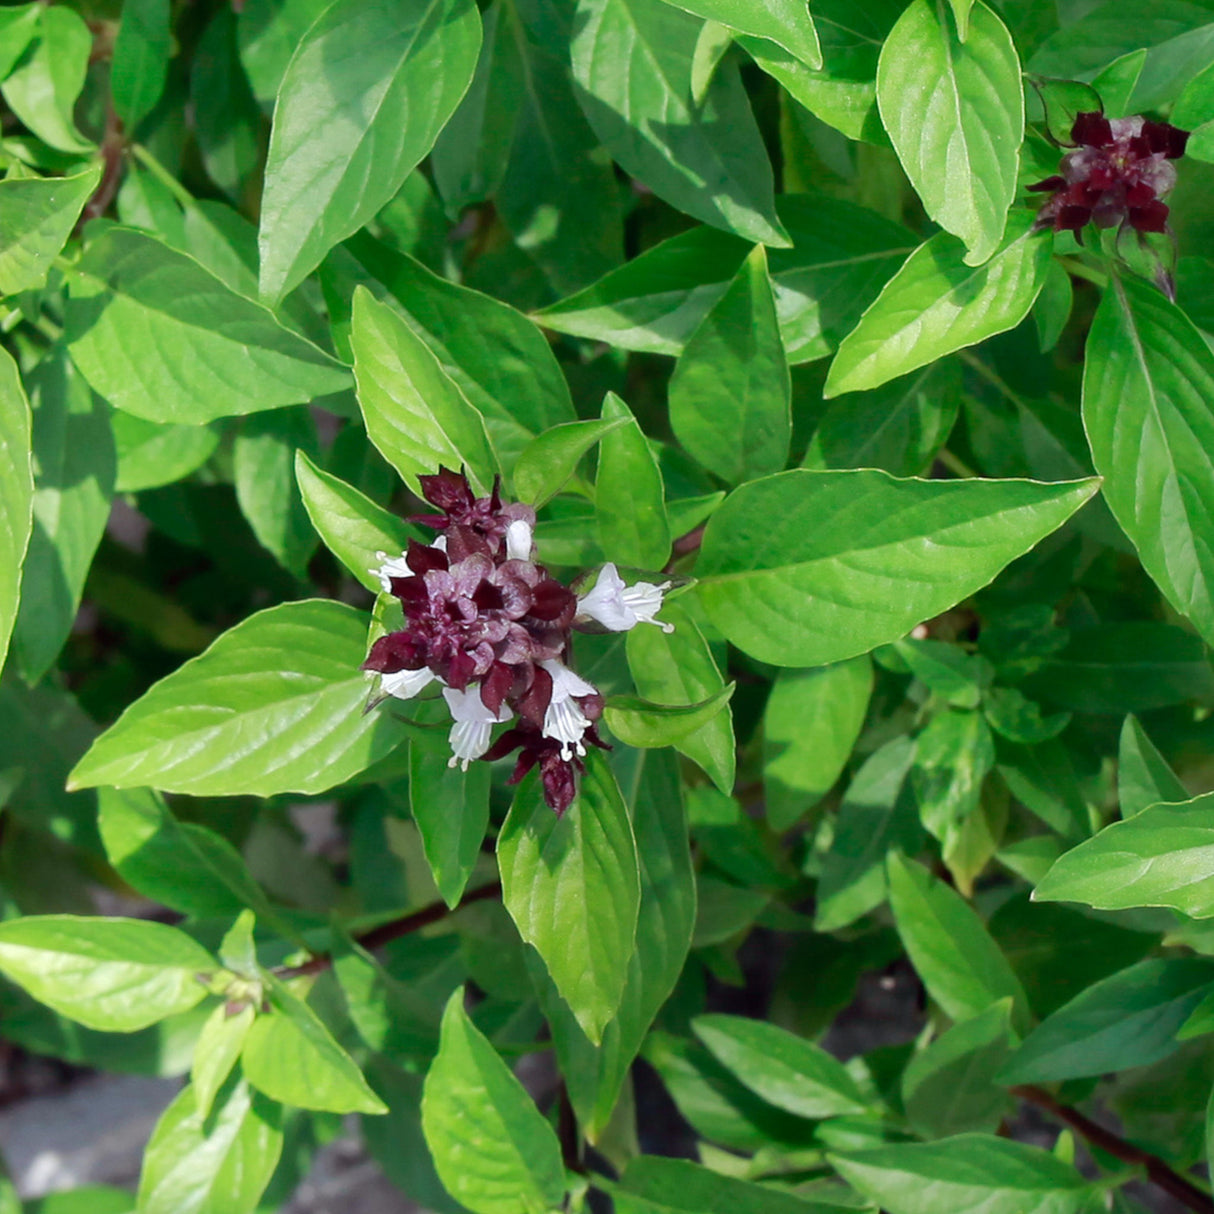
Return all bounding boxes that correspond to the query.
[362,468,672,814]
[1029,110,1189,237]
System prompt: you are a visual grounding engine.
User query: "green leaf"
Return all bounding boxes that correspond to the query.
[887,853,1029,1030]
[825,214,1051,396]
[351,285,495,496]
[763,657,872,830]
[613,1155,849,1214]
[233,408,319,577]
[65,227,350,424]
[570,0,788,246]
[595,392,671,570]
[430,1,524,214]
[69,600,409,797]
[111,0,171,130]
[112,414,218,493]
[498,752,640,1043]
[422,988,567,1214]
[830,1135,1090,1214]
[896,638,987,708]
[1,7,94,154]
[983,686,1069,745]
[604,683,735,748]
[657,0,819,66]
[294,450,417,592]
[536,747,696,1140]
[692,1013,870,1118]
[0,915,214,1032]
[694,469,1098,667]
[0,5,39,84]
[409,740,490,908]
[190,1002,255,1120]
[815,735,919,931]
[191,8,262,199]
[97,786,284,929]
[805,359,961,477]
[495,8,625,296]
[669,245,791,484]
[236,0,333,107]
[257,0,482,301]
[626,600,736,793]
[514,418,627,508]
[739,0,902,143]
[1034,792,1214,917]
[537,194,913,363]
[0,347,33,677]
[912,709,996,843]
[12,346,114,685]
[137,1077,282,1214]
[902,999,1016,1138]
[999,958,1214,1085]
[241,976,387,1115]
[0,166,100,295]
[876,0,1022,264]
[341,233,576,472]
[1082,273,1214,647]
[1119,714,1188,818]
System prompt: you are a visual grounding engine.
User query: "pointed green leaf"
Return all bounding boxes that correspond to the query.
[498,752,640,1043]
[1,7,94,153]
[1034,792,1214,917]
[422,988,566,1214]
[0,915,215,1032]
[887,853,1029,1030]
[190,1003,255,1121]
[138,1077,282,1214]
[514,417,627,508]
[258,0,482,301]
[999,959,1214,1085]
[693,1014,871,1118]
[65,227,350,424]
[241,976,387,1115]
[294,450,418,592]
[571,0,788,246]
[655,0,820,67]
[1119,714,1188,818]
[604,683,735,749]
[695,469,1099,667]
[69,600,408,797]
[112,414,218,492]
[830,1136,1090,1214]
[763,657,872,830]
[111,0,171,130]
[1082,274,1214,647]
[409,740,491,908]
[0,166,100,295]
[626,600,736,793]
[537,195,912,363]
[825,215,1051,397]
[13,346,114,684]
[0,346,33,677]
[669,245,791,484]
[351,285,495,495]
[595,392,671,570]
[876,0,1022,264]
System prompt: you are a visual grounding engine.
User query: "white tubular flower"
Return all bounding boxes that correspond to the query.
[371,550,412,594]
[371,538,448,593]
[505,518,534,562]
[540,659,598,760]
[576,562,674,633]
[443,685,512,770]
[379,666,438,701]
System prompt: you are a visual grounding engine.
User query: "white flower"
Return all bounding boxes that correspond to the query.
[539,659,598,760]
[378,666,438,701]
[505,518,533,562]
[370,537,447,593]
[443,685,512,770]
[576,563,674,633]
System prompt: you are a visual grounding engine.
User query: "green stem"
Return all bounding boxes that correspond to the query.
[130,143,194,208]
[935,448,978,479]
